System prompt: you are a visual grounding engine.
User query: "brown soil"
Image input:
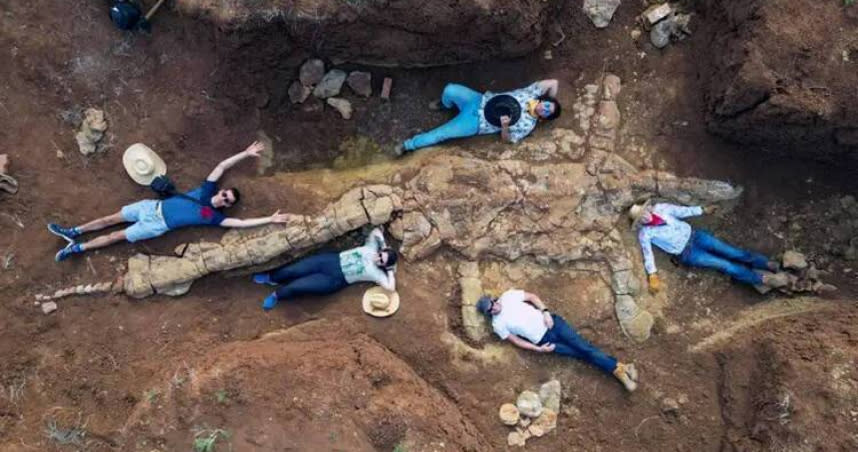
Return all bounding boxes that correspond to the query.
[2,1,858,451]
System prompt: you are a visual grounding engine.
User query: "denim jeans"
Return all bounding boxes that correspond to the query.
[679,230,769,285]
[538,314,618,375]
[267,252,348,300]
[403,84,482,151]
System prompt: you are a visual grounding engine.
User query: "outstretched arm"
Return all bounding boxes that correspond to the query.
[206,141,265,182]
[536,79,559,97]
[366,227,387,250]
[660,203,703,219]
[220,210,289,228]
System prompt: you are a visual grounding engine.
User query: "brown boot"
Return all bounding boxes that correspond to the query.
[761,272,791,288]
[613,363,638,392]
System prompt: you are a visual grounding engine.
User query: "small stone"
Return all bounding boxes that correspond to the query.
[630,28,642,40]
[543,49,553,60]
[650,18,673,49]
[562,405,581,418]
[642,3,673,27]
[381,77,393,100]
[326,98,353,119]
[41,301,58,315]
[300,98,324,116]
[584,84,599,95]
[499,403,520,426]
[528,424,545,438]
[661,397,680,414]
[539,380,562,412]
[507,431,527,447]
[583,0,622,29]
[518,417,531,428]
[531,409,558,434]
[313,69,347,99]
[677,393,689,405]
[597,100,621,129]
[347,71,372,97]
[806,266,820,281]
[782,250,808,270]
[516,390,543,418]
[288,81,311,104]
[76,108,108,155]
[0,154,8,173]
[813,282,838,293]
[602,74,622,100]
[299,59,325,86]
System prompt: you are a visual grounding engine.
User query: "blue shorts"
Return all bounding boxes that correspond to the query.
[120,200,170,243]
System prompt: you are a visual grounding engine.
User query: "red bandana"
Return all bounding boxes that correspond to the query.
[645,213,666,226]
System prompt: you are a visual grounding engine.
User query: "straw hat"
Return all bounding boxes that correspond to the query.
[628,199,653,227]
[122,143,166,185]
[362,286,400,318]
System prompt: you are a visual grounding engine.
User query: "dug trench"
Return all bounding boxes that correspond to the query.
[2,0,858,451]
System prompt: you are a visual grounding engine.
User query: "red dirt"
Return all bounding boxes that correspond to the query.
[2,1,858,451]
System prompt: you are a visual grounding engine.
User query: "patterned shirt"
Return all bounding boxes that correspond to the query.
[338,229,395,290]
[637,203,704,274]
[478,82,544,143]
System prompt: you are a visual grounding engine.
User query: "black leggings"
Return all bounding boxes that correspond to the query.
[268,252,348,300]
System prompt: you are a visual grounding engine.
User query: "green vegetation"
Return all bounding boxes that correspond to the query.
[215,389,229,405]
[193,428,231,452]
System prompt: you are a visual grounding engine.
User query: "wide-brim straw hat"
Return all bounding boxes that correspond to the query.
[122,143,166,186]
[628,199,654,228]
[362,286,400,318]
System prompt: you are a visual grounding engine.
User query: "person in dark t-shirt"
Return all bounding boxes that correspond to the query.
[49,141,288,262]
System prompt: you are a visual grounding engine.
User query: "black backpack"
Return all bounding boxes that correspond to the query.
[149,175,177,198]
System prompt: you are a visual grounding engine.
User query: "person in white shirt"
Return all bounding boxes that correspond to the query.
[629,201,789,293]
[476,289,639,392]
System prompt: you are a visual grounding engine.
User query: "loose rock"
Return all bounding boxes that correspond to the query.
[507,431,527,447]
[661,397,680,414]
[41,301,58,315]
[650,18,673,49]
[642,3,672,27]
[531,409,558,434]
[299,59,325,86]
[516,390,543,418]
[75,108,108,155]
[326,98,353,120]
[347,71,372,97]
[0,154,8,174]
[499,403,520,426]
[782,250,808,270]
[381,77,393,100]
[539,380,561,412]
[583,0,622,29]
[313,70,347,99]
[288,81,311,104]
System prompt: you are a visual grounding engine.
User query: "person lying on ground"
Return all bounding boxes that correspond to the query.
[252,227,397,310]
[48,141,288,262]
[629,201,792,293]
[477,289,639,392]
[396,79,562,155]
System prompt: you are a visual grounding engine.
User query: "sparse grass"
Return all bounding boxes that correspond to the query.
[145,388,160,403]
[393,443,408,452]
[215,389,229,405]
[44,418,87,446]
[846,0,855,6]
[193,428,231,452]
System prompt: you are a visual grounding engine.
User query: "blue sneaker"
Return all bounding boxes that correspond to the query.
[252,273,277,286]
[262,293,279,311]
[47,223,79,243]
[55,243,81,262]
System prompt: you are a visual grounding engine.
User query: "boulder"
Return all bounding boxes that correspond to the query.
[583,0,622,29]
[531,409,558,435]
[539,380,561,413]
[782,250,808,270]
[516,390,543,418]
[299,59,325,86]
[75,108,108,155]
[313,70,347,99]
[347,71,372,97]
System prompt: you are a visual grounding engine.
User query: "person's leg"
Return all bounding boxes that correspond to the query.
[261,253,340,285]
[693,230,773,270]
[48,210,125,242]
[403,112,481,151]
[681,243,763,286]
[549,315,618,375]
[264,273,348,310]
[440,83,482,111]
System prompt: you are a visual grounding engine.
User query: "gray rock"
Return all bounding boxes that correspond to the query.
[313,70,347,99]
[661,397,680,414]
[288,81,311,104]
[782,250,808,270]
[650,18,673,48]
[299,59,325,86]
[642,3,672,27]
[41,301,58,315]
[516,390,543,418]
[583,0,622,29]
[347,71,372,97]
[326,97,353,120]
[611,269,640,295]
[539,380,561,412]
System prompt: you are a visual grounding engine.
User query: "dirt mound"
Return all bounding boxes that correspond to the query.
[175,0,555,66]
[121,320,489,451]
[716,307,858,450]
[701,0,858,159]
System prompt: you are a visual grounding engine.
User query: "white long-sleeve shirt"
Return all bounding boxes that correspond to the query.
[637,203,704,275]
[339,228,396,290]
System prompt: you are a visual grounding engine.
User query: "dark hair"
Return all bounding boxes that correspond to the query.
[228,187,241,205]
[380,247,398,269]
[537,95,562,120]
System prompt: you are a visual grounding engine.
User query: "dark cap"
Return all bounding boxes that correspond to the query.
[476,295,494,315]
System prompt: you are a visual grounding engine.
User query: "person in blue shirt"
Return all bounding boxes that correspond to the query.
[396,79,562,155]
[629,201,791,293]
[48,141,289,262]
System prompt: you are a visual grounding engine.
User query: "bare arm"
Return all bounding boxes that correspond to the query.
[220,210,289,229]
[507,334,553,352]
[367,227,387,249]
[206,141,265,182]
[379,270,396,291]
[537,79,559,97]
[500,115,513,143]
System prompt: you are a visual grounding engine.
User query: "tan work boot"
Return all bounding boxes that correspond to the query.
[613,363,638,392]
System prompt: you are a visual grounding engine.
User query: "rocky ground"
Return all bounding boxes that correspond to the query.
[2,1,858,451]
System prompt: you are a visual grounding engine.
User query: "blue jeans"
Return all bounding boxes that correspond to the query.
[538,314,618,375]
[403,84,482,151]
[267,252,348,300]
[679,230,769,285]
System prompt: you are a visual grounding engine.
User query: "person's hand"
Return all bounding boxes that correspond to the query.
[648,274,662,294]
[703,205,720,215]
[543,311,554,329]
[269,210,289,223]
[243,140,265,158]
[539,343,555,353]
[500,115,511,127]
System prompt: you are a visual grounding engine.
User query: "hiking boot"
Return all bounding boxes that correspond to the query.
[47,223,80,243]
[262,293,279,311]
[761,272,791,288]
[252,273,277,286]
[613,363,638,392]
[54,243,81,262]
